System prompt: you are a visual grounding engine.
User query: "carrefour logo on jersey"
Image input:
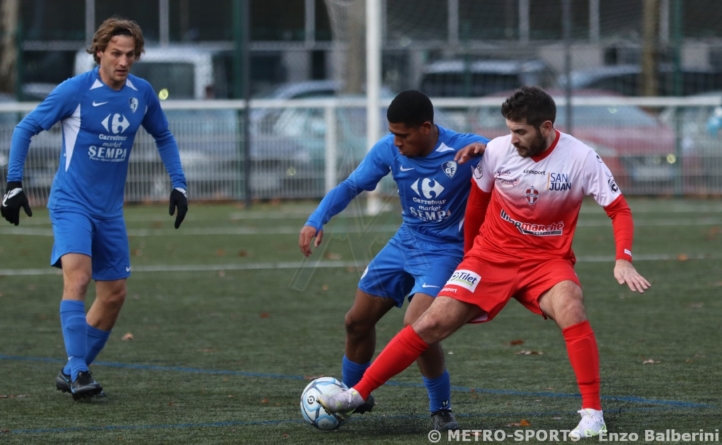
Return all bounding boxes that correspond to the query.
[446,270,481,292]
[101,113,130,135]
[411,178,444,199]
[547,172,572,191]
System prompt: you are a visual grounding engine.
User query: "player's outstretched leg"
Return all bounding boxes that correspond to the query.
[319,325,431,415]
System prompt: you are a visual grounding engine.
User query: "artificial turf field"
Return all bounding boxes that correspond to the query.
[0,197,720,444]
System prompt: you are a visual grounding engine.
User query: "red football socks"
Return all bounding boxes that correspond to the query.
[563,320,602,410]
[354,325,430,399]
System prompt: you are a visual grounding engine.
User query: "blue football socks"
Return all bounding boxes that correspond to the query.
[59,300,89,381]
[85,324,111,366]
[423,369,452,412]
[341,355,370,388]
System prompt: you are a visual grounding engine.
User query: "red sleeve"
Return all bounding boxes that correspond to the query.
[464,181,492,254]
[603,195,634,262]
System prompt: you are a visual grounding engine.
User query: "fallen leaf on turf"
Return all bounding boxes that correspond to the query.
[1,430,9,433]
[122,333,134,341]
[677,254,689,261]
[216,249,225,256]
[197,348,215,352]
[325,252,342,260]
[217,270,226,277]
[321,284,329,291]
[510,339,524,345]
[516,350,543,355]
[642,359,660,364]
[228,395,233,398]
[507,419,531,427]
[261,398,268,404]
[260,312,270,318]
[688,303,704,308]
[238,250,249,257]
[705,226,720,240]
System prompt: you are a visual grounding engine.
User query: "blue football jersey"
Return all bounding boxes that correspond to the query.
[306,125,488,243]
[8,67,186,217]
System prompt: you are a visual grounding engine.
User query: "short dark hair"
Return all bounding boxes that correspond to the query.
[387,90,434,127]
[500,86,556,127]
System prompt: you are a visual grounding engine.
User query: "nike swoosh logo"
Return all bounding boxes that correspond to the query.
[400,166,414,172]
[2,188,22,207]
[92,101,109,107]
[422,283,440,288]
[125,267,131,272]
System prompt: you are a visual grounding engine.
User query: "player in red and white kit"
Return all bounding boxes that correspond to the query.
[318,86,651,439]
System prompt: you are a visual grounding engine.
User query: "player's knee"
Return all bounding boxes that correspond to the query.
[344,313,374,338]
[100,285,127,308]
[63,273,92,298]
[412,315,448,344]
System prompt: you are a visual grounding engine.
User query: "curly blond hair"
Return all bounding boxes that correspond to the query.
[87,17,145,64]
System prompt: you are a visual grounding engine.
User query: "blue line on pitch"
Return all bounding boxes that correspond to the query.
[0,354,713,410]
[4,407,672,435]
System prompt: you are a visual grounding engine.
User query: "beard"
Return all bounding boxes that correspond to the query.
[514,130,547,158]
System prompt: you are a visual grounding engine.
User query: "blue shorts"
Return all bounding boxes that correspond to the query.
[50,210,130,281]
[358,227,463,307]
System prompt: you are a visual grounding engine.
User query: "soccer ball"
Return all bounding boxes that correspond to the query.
[300,377,348,430]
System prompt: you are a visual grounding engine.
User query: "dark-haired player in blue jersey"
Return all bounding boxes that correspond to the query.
[1,17,188,400]
[299,90,487,431]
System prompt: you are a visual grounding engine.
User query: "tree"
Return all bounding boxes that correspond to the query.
[0,0,19,94]
[641,0,660,96]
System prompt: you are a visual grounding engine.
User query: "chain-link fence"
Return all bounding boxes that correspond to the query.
[2,94,721,205]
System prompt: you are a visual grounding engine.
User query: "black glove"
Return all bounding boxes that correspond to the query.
[169,187,188,229]
[1,182,32,226]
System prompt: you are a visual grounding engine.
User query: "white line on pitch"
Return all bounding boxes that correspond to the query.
[1,253,720,276]
[2,218,721,237]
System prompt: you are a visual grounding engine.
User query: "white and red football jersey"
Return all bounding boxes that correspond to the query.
[471,130,622,261]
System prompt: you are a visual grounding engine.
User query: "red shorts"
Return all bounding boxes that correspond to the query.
[438,255,580,323]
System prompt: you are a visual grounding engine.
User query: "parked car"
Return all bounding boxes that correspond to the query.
[0,96,64,202]
[419,59,558,98]
[658,92,722,191]
[559,64,722,97]
[472,89,686,194]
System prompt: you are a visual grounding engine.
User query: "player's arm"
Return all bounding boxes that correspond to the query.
[584,151,650,293]
[300,143,390,257]
[454,133,490,164]
[604,196,650,293]
[141,86,188,228]
[462,138,498,254]
[3,80,78,225]
[463,181,492,254]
